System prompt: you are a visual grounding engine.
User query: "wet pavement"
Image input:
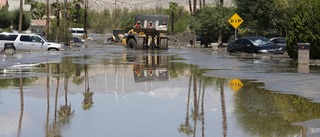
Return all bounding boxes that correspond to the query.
[1,40,320,137]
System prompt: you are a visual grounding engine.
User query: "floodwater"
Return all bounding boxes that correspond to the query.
[1,42,320,137]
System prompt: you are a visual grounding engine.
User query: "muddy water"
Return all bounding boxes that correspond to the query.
[1,45,320,137]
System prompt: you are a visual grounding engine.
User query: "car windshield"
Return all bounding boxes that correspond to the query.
[40,36,49,42]
[277,38,286,43]
[247,37,272,46]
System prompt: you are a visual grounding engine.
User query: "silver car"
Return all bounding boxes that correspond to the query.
[0,33,65,52]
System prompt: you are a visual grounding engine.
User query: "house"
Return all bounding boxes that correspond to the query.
[29,19,46,33]
[0,0,8,9]
[7,0,31,11]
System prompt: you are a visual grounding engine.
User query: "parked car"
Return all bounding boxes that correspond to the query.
[227,36,284,54]
[71,37,82,43]
[0,33,65,52]
[270,37,286,51]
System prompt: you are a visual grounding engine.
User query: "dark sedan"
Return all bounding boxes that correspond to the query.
[227,36,284,54]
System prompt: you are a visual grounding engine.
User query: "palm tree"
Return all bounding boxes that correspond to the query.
[193,0,196,16]
[189,0,192,13]
[73,0,83,24]
[191,0,197,47]
[218,0,224,44]
[31,3,46,19]
[55,0,60,42]
[46,0,50,39]
[83,0,88,40]
[19,0,23,32]
[169,2,177,35]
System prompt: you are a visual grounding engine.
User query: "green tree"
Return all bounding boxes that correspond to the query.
[286,0,320,59]
[31,3,46,19]
[69,5,84,27]
[192,6,234,46]
[169,2,178,35]
[164,5,190,33]
[50,2,64,17]
[12,10,31,31]
[73,0,83,23]
[49,18,71,44]
[89,9,110,33]
[0,8,12,29]
[235,0,275,36]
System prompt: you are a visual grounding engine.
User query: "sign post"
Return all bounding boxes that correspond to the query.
[228,13,243,40]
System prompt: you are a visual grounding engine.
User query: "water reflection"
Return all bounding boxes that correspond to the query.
[178,69,230,137]
[128,51,169,83]
[2,50,320,137]
[234,80,320,137]
[83,62,93,110]
[17,71,24,137]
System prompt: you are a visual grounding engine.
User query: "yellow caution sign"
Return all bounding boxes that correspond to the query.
[228,13,244,29]
[228,79,243,92]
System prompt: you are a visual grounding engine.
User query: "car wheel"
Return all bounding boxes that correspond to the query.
[127,39,136,49]
[48,48,58,51]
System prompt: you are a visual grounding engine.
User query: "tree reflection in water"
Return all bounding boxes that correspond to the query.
[17,71,24,137]
[178,74,193,135]
[47,63,62,136]
[82,62,93,110]
[178,68,221,137]
[45,63,50,137]
[234,80,320,137]
[58,58,75,123]
[45,62,75,136]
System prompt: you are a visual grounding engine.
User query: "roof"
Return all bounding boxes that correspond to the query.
[31,20,46,26]
[0,0,7,8]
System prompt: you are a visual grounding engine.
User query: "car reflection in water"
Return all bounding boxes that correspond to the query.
[127,51,169,83]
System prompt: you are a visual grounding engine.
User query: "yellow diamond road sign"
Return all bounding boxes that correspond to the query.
[228,13,243,29]
[228,79,243,92]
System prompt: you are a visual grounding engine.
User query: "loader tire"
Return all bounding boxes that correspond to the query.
[127,39,136,49]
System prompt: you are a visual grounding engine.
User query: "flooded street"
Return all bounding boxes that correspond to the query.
[1,41,320,137]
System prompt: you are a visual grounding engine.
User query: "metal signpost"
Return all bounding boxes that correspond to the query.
[228,13,244,40]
